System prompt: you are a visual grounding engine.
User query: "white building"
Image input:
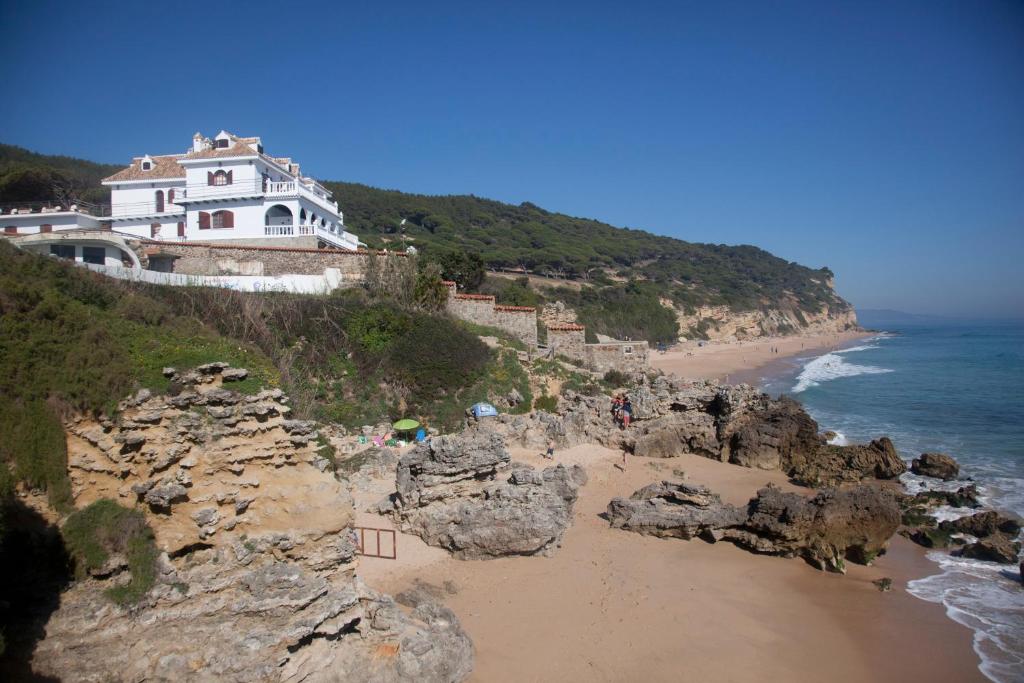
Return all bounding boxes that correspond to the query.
[101,131,359,250]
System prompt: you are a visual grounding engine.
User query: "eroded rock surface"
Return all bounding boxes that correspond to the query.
[482,376,906,487]
[35,366,474,682]
[607,480,902,572]
[386,429,587,558]
[911,452,960,481]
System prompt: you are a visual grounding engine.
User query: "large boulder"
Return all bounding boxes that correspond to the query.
[958,535,1022,564]
[911,452,960,481]
[787,437,907,488]
[628,413,719,459]
[389,430,587,558]
[608,481,902,573]
[730,484,902,571]
[939,511,1022,538]
[722,396,821,470]
[606,481,747,539]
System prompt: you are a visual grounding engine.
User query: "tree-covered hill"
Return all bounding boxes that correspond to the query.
[0,143,852,330]
[325,181,847,314]
[0,143,119,206]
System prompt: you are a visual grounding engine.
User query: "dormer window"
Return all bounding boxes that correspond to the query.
[215,138,230,149]
[141,155,154,171]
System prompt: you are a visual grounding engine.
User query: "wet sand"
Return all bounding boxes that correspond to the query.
[651,330,872,386]
[354,444,984,682]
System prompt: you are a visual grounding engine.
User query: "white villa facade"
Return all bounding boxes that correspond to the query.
[102,131,359,250]
[2,130,360,252]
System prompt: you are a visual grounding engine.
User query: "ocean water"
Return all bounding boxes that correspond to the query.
[761,318,1024,683]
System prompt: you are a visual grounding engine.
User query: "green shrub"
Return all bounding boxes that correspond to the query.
[62,499,157,605]
[534,394,559,412]
[603,369,629,387]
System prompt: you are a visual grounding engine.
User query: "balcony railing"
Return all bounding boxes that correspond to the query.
[265,181,296,195]
[1,200,112,217]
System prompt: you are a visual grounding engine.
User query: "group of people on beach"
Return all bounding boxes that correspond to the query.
[611,394,633,429]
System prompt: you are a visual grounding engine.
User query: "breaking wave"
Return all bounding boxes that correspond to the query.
[791,345,892,393]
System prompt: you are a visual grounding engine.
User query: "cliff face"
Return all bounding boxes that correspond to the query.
[672,303,859,341]
[31,364,475,682]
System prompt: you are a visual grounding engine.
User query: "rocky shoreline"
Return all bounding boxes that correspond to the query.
[13,365,1019,681]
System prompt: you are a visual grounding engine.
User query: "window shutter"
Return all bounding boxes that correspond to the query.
[177,221,185,237]
[155,190,164,213]
[222,210,234,228]
[207,171,214,186]
[168,189,175,203]
[150,223,160,238]
[226,170,233,184]
[40,224,52,233]
[198,212,210,229]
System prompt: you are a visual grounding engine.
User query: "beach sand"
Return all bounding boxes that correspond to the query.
[354,444,984,682]
[650,330,871,386]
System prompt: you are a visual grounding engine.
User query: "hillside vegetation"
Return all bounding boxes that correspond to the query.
[326,181,848,315]
[0,143,119,207]
[0,143,853,344]
[0,243,528,517]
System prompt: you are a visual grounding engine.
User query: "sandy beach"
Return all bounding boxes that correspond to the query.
[651,330,872,386]
[354,444,984,682]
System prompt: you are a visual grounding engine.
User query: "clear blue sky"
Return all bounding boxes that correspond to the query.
[2,0,1022,317]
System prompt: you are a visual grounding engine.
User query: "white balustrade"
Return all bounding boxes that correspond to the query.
[265,225,294,236]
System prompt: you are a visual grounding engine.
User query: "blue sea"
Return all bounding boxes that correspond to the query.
[760,316,1024,683]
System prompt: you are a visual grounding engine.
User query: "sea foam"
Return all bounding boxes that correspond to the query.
[791,345,892,393]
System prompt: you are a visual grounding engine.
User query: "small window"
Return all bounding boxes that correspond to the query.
[50,244,75,259]
[213,170,230,186]
[142,161,152,171]
[150,223,161,238]
[216,138,230,149]
[82,246,105,265]
[211,210,233,229]
[624,346,633,355]
[155,190,164,212]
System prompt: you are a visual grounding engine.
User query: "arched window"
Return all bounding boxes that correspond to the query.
[155,190,164,212]
[168,189,175,204]
[211,210,234,229]
[299,208,307,223]
[208,170,233,186]
[265,204,292,226]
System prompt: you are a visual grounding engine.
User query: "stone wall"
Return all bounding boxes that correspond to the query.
[148,241,405,279]
[586,341,650,374]
[445,291,538,348]
[547,324,586,362]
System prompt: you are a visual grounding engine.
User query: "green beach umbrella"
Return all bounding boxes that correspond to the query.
[392,419,420,432]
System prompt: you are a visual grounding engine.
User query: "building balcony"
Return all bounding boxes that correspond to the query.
[177,179,340,216]
[264,224,359,250]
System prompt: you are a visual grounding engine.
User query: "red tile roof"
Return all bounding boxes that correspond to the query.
[547,323,586,331]
[103,154,185,182]
[454,293,495,301]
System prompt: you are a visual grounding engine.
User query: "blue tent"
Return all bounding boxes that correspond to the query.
[471,402,499,418]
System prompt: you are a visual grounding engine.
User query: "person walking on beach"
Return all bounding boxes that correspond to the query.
[621,447,628,470]
[622,396,633,429]
[545,440,555,460]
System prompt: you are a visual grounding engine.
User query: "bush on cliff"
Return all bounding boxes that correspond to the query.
[62,499,157,605]
[0,241,277,508]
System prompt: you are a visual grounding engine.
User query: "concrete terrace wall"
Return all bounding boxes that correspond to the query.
[80,263,354,294]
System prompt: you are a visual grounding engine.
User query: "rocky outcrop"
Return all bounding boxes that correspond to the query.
[958,535,1022,564]
[911,453,960,481]
[607,481,902,573]
[65,365,347,566]
[606,481,747,539]
[35,366,475,682]
[484,376,905,488]
[939,511,1021,538]
[385,429,587,558]
[787,437,907,488]
[33,546,474,682]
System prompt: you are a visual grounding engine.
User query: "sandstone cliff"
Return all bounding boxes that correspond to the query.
[669,302,859,341]
[30,364,475,682]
